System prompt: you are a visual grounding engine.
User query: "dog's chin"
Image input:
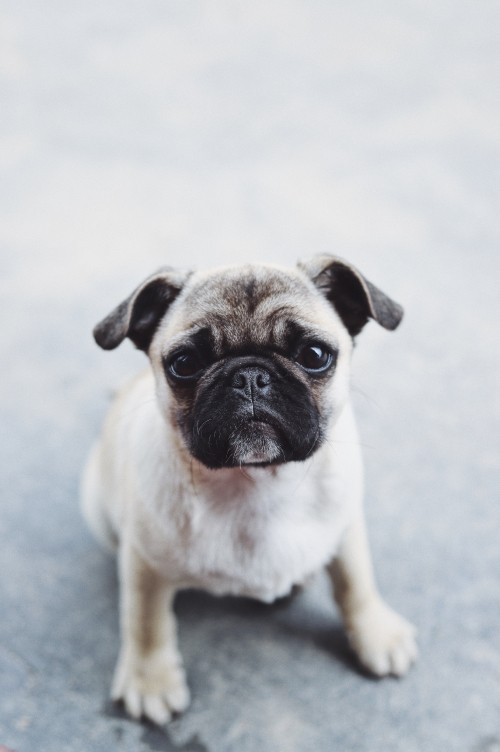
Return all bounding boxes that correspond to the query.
[188,420,288,470]
[229,421,283,467]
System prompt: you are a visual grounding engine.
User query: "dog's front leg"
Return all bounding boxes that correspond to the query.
[328,513,417,677]
[112,540,190,725]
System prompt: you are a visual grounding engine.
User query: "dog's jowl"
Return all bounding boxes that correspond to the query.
[81,255,417,726]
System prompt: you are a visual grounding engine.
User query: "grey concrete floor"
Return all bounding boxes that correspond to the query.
[1,2,499,751]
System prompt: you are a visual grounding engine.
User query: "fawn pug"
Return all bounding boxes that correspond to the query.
[81,255,417,725]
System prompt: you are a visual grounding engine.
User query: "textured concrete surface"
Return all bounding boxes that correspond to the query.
[1,2,499,751]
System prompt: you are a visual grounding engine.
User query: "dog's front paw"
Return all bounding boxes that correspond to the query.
[111,647,191,725]
[346,597,417,677]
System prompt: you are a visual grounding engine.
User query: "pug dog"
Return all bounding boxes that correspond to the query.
[81,255,417,725]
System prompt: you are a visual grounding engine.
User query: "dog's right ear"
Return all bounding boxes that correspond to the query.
[93,267,191,352]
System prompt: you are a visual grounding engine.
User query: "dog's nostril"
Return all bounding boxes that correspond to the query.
[230,367,271,392]
[231,372,247,390]
[256,372,271,388]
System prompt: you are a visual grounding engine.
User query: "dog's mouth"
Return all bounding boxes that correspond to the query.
[227,419,283,466]
[185,407,322,469]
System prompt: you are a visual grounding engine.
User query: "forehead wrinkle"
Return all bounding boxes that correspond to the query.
[175,270,338,353]
[183,268,310,313]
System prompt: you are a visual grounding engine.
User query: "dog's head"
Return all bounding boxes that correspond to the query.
[94,256,403,469]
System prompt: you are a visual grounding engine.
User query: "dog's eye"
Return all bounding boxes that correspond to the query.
[295,344,334,373]
[169,352,203,380]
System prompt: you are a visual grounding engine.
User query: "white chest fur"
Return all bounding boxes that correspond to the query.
[133,419,361,603]
[183,473,351,601]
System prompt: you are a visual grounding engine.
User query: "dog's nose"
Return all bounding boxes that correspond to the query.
[230,366,271,397]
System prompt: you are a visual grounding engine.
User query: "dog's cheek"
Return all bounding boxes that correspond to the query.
[185,391,233,468]
[170,391,199,448]
[309,380,334,426]
[166,381,228,467]
[281,387,324,458]
[269,360,329,449]
[323,349,352,425]
[151,366,197,449]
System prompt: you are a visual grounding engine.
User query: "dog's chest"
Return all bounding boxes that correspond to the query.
[149,468,350,602]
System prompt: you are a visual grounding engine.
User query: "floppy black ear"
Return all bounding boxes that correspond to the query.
[299,255,403,337]
[93,267,191,352]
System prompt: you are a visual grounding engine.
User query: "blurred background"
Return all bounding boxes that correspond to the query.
[1,2,499,751]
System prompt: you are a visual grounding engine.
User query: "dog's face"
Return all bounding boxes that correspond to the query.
[94,256,403,469]
[150,266,353,468]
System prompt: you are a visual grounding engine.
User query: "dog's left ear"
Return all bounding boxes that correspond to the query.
[299,255,403,337]
[93,266,192,352]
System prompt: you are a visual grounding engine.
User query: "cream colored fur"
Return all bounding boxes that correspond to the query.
[81,261,416,725]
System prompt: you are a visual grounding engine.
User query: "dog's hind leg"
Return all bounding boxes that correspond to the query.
[80,441,118,553]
